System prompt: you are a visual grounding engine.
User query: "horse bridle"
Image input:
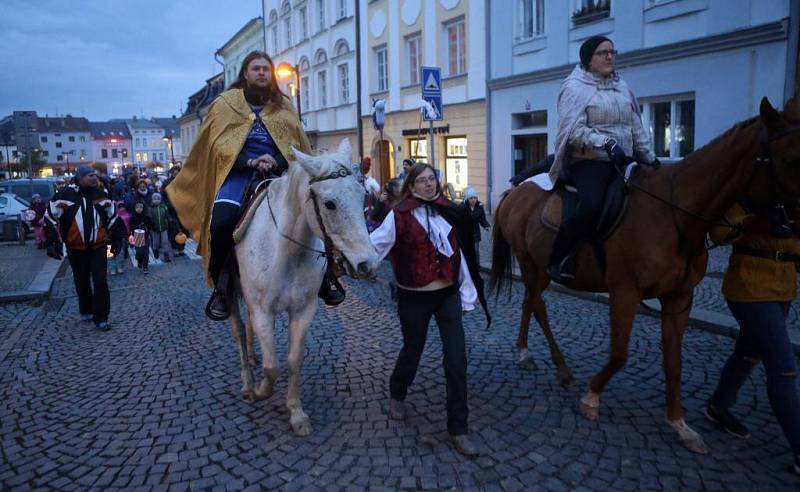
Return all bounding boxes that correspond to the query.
[265,165,354,267]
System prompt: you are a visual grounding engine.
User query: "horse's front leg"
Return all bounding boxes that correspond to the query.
[660,292,708,454]
[249,306,280,401]
[286,301,316,436]
[581,289,639,420]
[230,298,255,401]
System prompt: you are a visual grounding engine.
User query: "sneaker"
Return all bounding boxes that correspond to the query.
[705,404,751,439]
[80,313,93,322]
[447,433,479,457]
[143,265,149,274]
[388,398,407,420]
[205,289,230,321]
[95,321,110,332]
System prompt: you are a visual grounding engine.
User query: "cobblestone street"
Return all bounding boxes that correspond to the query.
[1,248,799,490]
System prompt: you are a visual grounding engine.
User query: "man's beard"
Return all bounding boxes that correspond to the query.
[244,80,274,105]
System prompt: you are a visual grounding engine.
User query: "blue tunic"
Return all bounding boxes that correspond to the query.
[215,106,280,206]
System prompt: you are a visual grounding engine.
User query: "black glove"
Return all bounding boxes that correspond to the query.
[603,138,628,166]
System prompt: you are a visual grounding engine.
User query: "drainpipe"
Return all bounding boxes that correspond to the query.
[261,3,268,52]
[355,0,364,162]
[484,0,493,212]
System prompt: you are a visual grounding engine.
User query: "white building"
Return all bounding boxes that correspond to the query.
[152,117,184,165]
[487,0,799,209]
[179,73,225,159]
[217,17,266,88]
[119,118,167,169]
[89,122,132,175]
[263,0,359,154]
[36,116,92,174]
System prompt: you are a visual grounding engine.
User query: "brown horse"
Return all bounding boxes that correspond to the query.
[490,97,800,453]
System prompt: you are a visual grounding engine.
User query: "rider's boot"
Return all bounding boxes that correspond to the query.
[548,228,578,282]
[206,288,230,321]
[318,270,345,306]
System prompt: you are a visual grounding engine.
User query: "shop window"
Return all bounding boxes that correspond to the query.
[445,137,468,198]
[409,138,428,164]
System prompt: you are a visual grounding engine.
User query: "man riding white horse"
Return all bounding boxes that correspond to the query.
[167,50,344,319]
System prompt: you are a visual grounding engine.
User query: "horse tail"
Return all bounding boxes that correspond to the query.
[490,191,513,296]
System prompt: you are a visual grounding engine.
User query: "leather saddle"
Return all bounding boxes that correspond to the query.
[540,162,639,241]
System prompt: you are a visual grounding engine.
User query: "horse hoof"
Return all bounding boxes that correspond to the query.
[248,355,258,368]
[241,388,255,402]
[579,401,599,421]
[291,419,312,436]
[558,371,575,387]
[518,357,538,371]
[681,436,709,455]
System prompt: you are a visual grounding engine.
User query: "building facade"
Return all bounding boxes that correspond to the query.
[487,0,799,209]
[179,73,225,159]
[359,0,487,200]
[89,122,132,175]
[151,117,184,165]
[120,118,167,169]
[263,0,359,155]
[36,116,92,175]
[218,17,266,89]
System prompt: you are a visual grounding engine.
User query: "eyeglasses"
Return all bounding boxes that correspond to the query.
[414,175,437,185]
[594,49,618,58]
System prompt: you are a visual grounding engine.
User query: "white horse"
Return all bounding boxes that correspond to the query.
[231,138,379,435]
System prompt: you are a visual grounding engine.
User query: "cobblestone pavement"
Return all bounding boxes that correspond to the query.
[476,217,800,344]
[0,243,50,293]
[1,252,800,490]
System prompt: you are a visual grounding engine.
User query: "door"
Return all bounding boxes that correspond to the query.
[513,134,547,176]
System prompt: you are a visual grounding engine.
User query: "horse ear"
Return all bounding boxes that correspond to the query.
[291,146,325,177]
[760,96,781,130]
[337,138,352,162]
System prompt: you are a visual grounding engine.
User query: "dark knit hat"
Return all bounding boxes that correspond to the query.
[579,36,612,69]
[76,165,95,180]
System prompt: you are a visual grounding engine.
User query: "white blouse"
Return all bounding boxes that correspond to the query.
[370,209,478,311]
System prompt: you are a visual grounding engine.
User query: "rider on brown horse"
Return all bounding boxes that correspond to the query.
[548,36,660,281]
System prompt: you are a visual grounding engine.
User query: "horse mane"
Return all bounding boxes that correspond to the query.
[281,161,308,213]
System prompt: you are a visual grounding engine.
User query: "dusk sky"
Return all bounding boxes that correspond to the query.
[1,0,261,121]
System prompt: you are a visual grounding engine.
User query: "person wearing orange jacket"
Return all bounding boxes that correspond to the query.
[706,199,800,475]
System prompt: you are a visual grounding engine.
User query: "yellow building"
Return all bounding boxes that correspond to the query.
[360,0,487,201]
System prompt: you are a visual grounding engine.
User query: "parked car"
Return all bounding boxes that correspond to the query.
[0,193,33,239]
[0,178,57,202]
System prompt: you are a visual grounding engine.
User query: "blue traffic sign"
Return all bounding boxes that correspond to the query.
[422,94,442,121]
[421,66,442,95]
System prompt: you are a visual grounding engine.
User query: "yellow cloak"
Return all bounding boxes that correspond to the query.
[165,88,312,285]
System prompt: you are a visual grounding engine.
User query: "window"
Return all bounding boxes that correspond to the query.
[446,20,466,76]
[68,136,75,142]
[407,35,422,85]
[299,6,308,39]
[317,0,326,31]
[445,137,468,196]
[55,142,62,148]
[43,151,49,157]
[79,136,85,142]
[338,64,349,103]
[143,152,149,162]
[318,70,327,107]
[338,0,347,19]
[271,26,279,53]
[641,96,695,159]
[112,149,118,158]
[409,138,428,164]
[41,136,47,143]
[57,154,63,161]
[101,149,108,158]
[301,76,310,111]
[376,47,388,92]
[572,0,610,25]
[135,138,140,146]
[284,14,292,48]
[517,0,544,40]
[122,149,128,158]
[80,149,86,158]
[136,152,141,162]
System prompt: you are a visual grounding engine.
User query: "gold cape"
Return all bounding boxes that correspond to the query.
[166,88,312,285]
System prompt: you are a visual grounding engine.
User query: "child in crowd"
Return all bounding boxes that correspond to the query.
[149,193,172,263]
[129,201,152,274]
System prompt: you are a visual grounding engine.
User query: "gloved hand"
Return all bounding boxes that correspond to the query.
[643,157,661,168]
[603,138,628,166]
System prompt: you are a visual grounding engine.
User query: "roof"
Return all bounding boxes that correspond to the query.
[151,117,180,137]
[88,122,132,139]
[216,17,263,57]
[37,116,90,133]
[111,117,163,130]
[182,72,225,117]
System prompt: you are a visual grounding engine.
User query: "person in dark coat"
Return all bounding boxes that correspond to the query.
[461,187,490,265]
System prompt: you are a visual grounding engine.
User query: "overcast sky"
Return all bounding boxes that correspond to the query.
[1,0,261,121]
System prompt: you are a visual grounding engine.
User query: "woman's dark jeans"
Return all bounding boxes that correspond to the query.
[710,300,800,456]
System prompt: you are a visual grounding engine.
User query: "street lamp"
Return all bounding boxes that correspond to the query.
[162,134,175,167]
[275,62,302,120]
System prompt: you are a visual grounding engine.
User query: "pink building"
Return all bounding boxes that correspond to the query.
[89,122,132,175]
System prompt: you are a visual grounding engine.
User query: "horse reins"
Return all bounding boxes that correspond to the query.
[264,165,353,263]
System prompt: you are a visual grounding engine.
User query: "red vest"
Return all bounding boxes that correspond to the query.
[390,197,461,288]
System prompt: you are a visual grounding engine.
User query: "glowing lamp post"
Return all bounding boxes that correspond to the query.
[275,62,302,120]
